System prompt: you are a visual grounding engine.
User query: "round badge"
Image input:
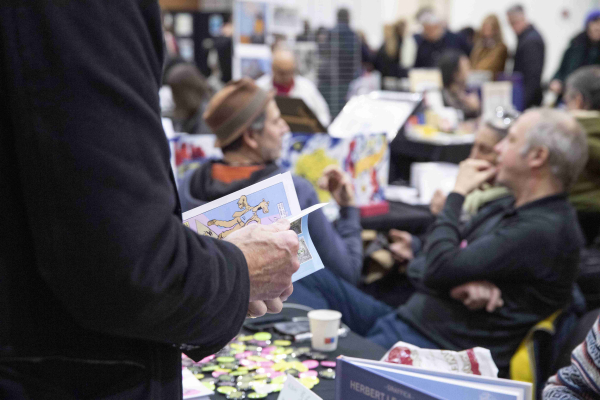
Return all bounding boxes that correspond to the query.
[321,361,337,368]
[285,368,299,377]
[218,374,235,382]
[237,382,253,391]
[193,373,205,380]
[227,391,246,399]
[273,340,292,347]
[271,375,287,385]
[238,335,254,342]
[247,393,268,399]
[201,365,218,372]
[231,370,248,377]
[230,343,246,351]
[299,370,319,378]
[247,356,268,362]
[252,374,269,381]
[237,376,254,383]
[300,376,319,386]
[319,368,336,380]
[289,362,308,373]
[216,386,237,395]
[309,353,327,360]
[201,382,216,391]
[302,360,319,370]
[253,332,272,341]
[217,356,236,364]
[200,377,217,384]
[221,363,239,370]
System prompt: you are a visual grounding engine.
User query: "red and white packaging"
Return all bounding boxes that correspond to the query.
[381,341,499,377]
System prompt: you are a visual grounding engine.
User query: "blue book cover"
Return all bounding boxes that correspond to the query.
[336,358,525,400]
[336,358,443,400]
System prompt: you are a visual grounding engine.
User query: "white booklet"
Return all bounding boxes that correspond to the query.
[182,368,212,399]
[182,172,325,281]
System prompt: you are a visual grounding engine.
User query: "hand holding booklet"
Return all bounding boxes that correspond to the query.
[182,172,325,281]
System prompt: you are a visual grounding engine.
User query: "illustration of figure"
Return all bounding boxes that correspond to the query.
[208,195,269,239]
[195,220,218,238]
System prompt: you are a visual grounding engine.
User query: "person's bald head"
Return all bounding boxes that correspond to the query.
[272,49,296,86]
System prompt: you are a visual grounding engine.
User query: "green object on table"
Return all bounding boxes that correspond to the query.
[253,332,272,341]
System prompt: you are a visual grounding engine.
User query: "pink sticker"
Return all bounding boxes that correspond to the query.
[212,370,228,378]
[257,368,276,376]
[302,360,319,370]
[239,359,257,367]
[299,371,319,378]
[262,346,277,354]
[270,371,284,378]
[460,239,468,249]
[235,351,252,359]
[199,355,215,364]
[320,361,336,368]
[259,361,274,368]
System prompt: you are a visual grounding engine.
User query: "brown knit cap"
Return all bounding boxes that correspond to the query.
[203,78,274,148]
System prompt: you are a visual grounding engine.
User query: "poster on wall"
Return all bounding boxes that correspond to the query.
[233,45,272,80]
[235,1,268,45]
[280,133,389,206]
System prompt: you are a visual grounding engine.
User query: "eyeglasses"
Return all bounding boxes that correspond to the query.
[486,107,520,133]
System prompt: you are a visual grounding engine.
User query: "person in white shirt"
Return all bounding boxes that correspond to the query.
[256,48,331,127]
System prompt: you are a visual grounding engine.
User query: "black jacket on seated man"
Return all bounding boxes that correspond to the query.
[513,25,545,109]
[401,192,584,375]
[0,1,250,398]
[414,30,472,68]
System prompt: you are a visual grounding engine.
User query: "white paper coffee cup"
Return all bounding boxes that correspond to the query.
[307,309,342,352]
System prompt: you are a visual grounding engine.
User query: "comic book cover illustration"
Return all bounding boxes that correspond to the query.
[280,133,389,206]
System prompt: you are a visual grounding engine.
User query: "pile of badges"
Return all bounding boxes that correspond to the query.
[182,332,337,399]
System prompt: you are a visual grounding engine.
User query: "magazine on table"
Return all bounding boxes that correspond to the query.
[336,356,532,400]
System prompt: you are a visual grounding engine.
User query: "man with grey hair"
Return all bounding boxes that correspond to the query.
[507,4,545,109]
[564,66,600,244]
[285,108,587,377]
[413,11,471,68]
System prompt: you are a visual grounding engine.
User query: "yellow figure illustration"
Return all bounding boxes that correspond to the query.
[207,195,270,239]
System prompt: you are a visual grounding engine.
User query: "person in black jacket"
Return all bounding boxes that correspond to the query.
[288,109,588,377]
[0,1,300,398]
[549,10,600,96]
[413,12,472,68]
[507,4,546,109]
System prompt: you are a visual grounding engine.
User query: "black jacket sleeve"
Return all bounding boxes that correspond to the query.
[421,193,549,290]
[521,38,545,107]
[0,0,249,349]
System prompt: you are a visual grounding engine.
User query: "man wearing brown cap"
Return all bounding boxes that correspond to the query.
[180,78,364,286]
[0,2,299,398]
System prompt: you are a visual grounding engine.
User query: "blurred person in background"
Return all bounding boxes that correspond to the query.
[458,27,476,50]
[166,63,213,134]
[414,11,472,68]
[471,15,508,76]
[438,50,481,119]
[563,66,600,245]
[318,8,362,118]
[549,10,600,96]
[393,110,517,267]
[296,20,314,42]
[256,47,331,127]
[180,78,363,286]
[507,4,545,109]
[289,109,587,377]
[374,21,408,79]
